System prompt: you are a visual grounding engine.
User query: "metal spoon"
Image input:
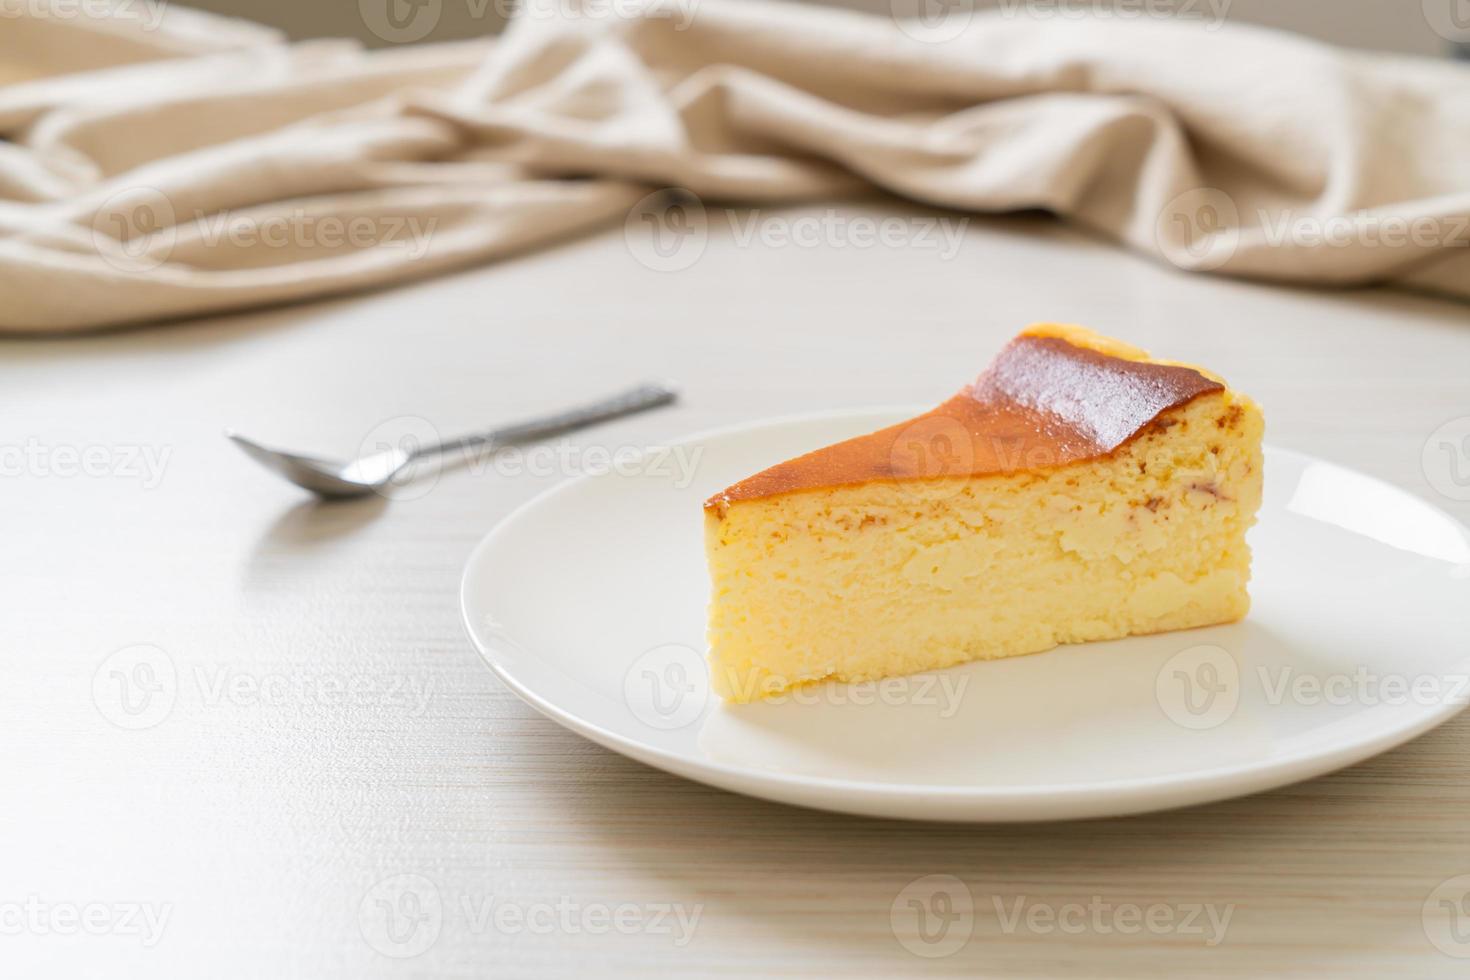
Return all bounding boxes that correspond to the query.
[226,381,678,500]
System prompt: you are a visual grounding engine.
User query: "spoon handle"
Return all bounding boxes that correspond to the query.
[421,382,679,460]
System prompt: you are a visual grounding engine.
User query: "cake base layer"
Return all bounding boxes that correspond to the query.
[704,390,1263,702]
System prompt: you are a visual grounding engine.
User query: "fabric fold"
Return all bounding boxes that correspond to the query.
[1,0,1468,332]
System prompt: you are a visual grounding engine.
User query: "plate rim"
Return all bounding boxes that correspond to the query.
[459,407,1470,819]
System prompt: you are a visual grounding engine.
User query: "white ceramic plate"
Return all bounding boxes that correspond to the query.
[461,409,1470,821]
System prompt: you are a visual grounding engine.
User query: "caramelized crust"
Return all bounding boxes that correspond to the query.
[705,331,1224,511]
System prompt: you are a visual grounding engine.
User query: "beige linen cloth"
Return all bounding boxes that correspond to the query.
[2,0,1469,333]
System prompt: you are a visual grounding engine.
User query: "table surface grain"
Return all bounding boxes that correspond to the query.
[7,201,1470,978]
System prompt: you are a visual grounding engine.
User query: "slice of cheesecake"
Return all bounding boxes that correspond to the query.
[703,324,1264,703]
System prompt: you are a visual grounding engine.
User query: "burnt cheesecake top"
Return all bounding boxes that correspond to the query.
[705,326,1224,511]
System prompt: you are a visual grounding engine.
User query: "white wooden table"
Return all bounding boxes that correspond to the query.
[7,201,1470,977]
